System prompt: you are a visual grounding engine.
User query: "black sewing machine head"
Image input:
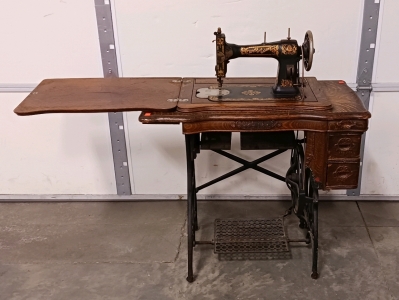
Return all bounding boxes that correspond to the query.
[214,27,315,98]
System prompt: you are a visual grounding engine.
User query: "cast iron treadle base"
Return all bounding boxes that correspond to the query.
[214,218,291,260]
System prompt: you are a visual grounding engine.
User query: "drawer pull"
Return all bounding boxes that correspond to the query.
[332,166,354,180]
[335,138,355,152]
[337,120,357,129]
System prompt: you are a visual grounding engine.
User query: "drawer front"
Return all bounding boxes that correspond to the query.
[328,120,368,131]
[326,163,360,189]
[328,134,361,159]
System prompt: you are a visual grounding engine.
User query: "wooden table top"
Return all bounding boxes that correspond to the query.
[140,81,371,123]
[14,78,182,116]
[14,78,370,123]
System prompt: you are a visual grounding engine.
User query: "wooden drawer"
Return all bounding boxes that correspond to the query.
[328,134,361,159]
[328,120,368,131]
[325,162,360,189]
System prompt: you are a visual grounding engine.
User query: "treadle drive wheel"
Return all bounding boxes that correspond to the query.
[286,143,305,218]
[287,161,320,278]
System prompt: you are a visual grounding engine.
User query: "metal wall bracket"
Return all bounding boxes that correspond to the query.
[94,0,132,195]
[357,86,373,91]
[347,0,381,196]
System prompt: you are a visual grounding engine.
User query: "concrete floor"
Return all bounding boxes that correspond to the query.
[0,201,398,300]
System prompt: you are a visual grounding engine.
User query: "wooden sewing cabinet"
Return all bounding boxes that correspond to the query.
[14,77,371,281]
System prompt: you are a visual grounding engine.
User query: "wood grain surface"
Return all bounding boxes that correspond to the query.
[14,78,182,115]
[140,80,371,126]
[305,131,328,187]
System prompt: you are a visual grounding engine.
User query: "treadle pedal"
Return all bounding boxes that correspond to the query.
[214,218,291,261]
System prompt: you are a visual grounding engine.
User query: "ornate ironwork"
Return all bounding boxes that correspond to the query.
[285,141,319,279]
[185,133,319,282]
[214,218,290,260]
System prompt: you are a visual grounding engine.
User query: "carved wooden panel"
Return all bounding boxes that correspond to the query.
[328,134,362,159]
[305,131,328,189]
[325,162,360,189]
[183,120,326,134]
[328,120,368,132]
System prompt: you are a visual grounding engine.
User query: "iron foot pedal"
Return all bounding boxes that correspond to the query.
[214,218,291,261]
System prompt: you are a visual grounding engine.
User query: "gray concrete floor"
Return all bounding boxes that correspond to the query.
[0,201,398,300]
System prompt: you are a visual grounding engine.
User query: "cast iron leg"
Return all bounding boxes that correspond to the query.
[305,167,319,279]
[193,163,199,231]
[193,134,200,231]
[185,134,195,283]
[311,201,319,279]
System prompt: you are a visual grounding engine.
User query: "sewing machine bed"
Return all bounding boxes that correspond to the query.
[178,77,332,112]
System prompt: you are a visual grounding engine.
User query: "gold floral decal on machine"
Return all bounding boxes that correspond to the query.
[216,37,224,46]
[241,90,261,96]
[240,45,279,56]
[281,79,293,87]
[281,44,297,55]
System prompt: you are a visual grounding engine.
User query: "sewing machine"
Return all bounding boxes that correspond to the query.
[212,27,314,99]
[185,29,327,113]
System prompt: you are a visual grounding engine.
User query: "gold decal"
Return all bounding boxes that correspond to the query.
[281,79,293,87]
[217,70,225,77]
[281,44,297,55]
[240,45,279,56]
[241,90,261,96]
